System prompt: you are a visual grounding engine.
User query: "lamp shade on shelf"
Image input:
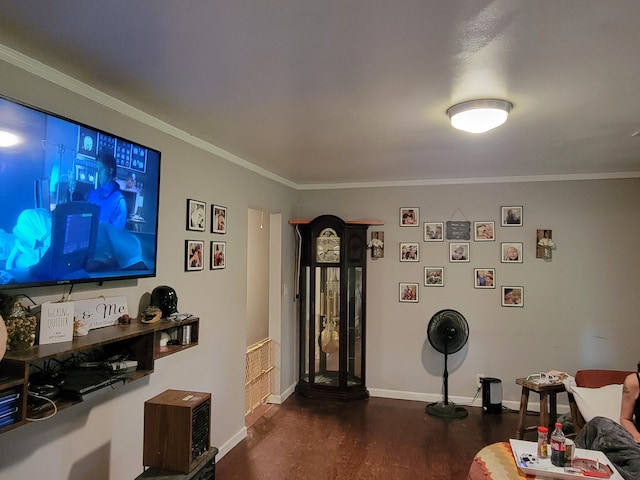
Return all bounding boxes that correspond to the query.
[447,99,513,134]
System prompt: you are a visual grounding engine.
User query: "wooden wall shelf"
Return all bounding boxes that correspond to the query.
[0,316,199,434]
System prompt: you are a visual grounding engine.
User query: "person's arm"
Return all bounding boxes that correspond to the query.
[113,196,128,229]
[620,373,640,442]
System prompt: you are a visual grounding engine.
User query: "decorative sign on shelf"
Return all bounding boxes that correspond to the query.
[446,221,471,240]
[39,301,75,345]
[73,296,129,331]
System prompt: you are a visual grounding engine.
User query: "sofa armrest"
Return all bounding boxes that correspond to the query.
[575,369,632,388]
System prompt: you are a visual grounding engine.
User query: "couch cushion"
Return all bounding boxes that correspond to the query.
[571,383,623,424]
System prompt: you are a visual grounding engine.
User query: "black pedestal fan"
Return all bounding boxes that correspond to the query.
[425,309,469,419]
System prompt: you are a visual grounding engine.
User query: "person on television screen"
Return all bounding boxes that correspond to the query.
[83,151,147,272]
[87,151,127,229]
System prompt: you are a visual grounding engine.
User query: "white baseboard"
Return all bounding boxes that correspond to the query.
[267,383,295,405]
[367,388,570,414]
[216,426,247,459]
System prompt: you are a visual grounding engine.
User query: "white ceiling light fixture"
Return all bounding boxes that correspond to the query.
[447,99,513,134]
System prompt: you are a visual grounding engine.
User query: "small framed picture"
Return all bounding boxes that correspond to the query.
[424,267,444,287]
[400,207,419,226]
[185,240,204,271]
[399,283,419,303]
[474,268,496,289]
[187,199,206,232]
[502,286,524,307]
[400,242,420,262]
[501,206,523,227]
[210,241,226,270]
[424,222,444,241]
[211,204,227,234]
[449,242,470,263]
[501,242,523,263]
[474,221,495,241]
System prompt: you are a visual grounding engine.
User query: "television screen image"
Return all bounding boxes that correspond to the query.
[0,95,161,288]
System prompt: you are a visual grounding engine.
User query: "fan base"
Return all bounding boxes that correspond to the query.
[425,401,468,419]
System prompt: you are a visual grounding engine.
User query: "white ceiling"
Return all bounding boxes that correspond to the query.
[0,1,639,187]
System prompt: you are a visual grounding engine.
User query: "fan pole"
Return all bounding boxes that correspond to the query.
[442,344,449,406]
[425,333,468,419]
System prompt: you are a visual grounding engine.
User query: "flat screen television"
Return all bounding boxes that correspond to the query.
[0,94,161,289]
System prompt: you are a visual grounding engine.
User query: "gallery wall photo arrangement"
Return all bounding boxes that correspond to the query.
[186,240,205,271]
[501,242,523,263]
[424,267,444,286]
[399,283,419,303]
[400,242,419,262]
[210,241,226,270]
[502,286,524,307]
[501,206,523,226]
[187,199,206,232]
[399,207,419,226]
[211,204,227,234]
[424,222,444,241]
[474,268,495,289]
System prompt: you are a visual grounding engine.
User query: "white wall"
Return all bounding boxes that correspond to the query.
[296,180,640,405]
[246,208,270,347]
[2,51,640,479]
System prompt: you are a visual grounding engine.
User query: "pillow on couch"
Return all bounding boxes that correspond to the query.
[571,384,623,423]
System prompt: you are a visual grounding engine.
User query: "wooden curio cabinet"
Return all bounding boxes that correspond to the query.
[293,215,370,401]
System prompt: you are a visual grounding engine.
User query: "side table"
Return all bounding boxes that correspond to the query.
[135,447,218,480]
[515,377,566,440]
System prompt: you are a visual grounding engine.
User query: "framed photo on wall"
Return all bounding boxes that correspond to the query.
[501,206,523,226]
[400,242,419,262]
[210,241,226,269]
[211,204,227,234]
[185,240,204,271]
[424,267,444,286]
[474,221,495,241]
[449,242,470,263]
[502,286,524,307]
[186,199,206,232]
[399,207,419,226]
[399,283,419,303]
[501,242,523,263]
[424,222,444,241]
[474,268,495,289]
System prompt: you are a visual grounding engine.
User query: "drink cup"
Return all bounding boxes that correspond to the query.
[564,439,575,466]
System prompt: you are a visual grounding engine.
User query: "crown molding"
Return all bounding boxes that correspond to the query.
[0,43,297,190]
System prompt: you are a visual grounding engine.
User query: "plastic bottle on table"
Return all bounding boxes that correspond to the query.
[537,426,549,459]
[550,422,566,467]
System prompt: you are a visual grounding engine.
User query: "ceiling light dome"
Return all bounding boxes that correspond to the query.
[447,99,513,134]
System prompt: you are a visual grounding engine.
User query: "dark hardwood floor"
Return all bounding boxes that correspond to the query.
[217,394,526,480]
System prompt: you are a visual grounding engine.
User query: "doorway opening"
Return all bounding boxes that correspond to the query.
[245,209,281,427]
